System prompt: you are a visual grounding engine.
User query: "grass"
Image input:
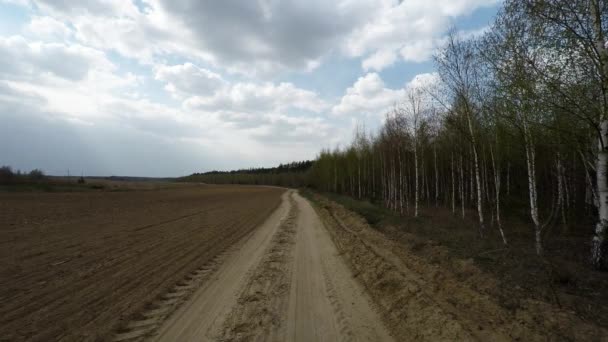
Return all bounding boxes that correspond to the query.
[301,189,397,226]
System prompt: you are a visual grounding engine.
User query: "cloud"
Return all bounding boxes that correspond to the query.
[23,0,374,74]
[23,0,495,75]
[154,63,226,99]
[332,73,404,116]
[362,49,398,71]
[25,16,72,41]
[406,72,440,90]
[345,0,498,70]
[183,81,328,114]
[153,0,374,74]
[33,0,139,17]
[332,71,441,118]
[0,32,338,174]
[0,35,114,81]
[249,114,331,144]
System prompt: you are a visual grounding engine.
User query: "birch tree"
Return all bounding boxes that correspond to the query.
[436,30,487,237]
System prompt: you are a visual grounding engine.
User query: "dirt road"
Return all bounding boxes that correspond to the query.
[152,190,392,341]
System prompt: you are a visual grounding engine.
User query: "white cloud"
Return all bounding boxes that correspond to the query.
[33,0,140,18]
[399,39,438,63]
[25,16,72,41]
[21,0,496,75]
[0,0,29,5]
[0,35,114,81]
[21,0,373,74]
[250,114,331,144]
[154,63,225,99]
[345,0,497,70]
[332,73,404,116]
[362,49,397,71]
[0,32,337,173]
[406,72,440,90]
[183,81,328,114]
[332,72,441,117]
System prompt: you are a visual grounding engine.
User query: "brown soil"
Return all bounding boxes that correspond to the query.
[308,192,608,341]
[0,184,284,342]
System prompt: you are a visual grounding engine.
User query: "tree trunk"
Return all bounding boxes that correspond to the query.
[472,143,486,238]
[506,162,510,196]
[470,149,475,203]
[464,107,485,237]
[414,139,419,217]
[358,158,361,199]
[334,159,338,193]
[398,145,404,215]
[591,0,608,270]
[523,119,542,255]
[460,153,465,218]
[451,153,456,214]
[490,146,507,245]
[435,144,439,207]
[593,120,608,269]
[557,152,567,228]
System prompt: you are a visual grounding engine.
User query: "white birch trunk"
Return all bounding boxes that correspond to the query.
[591,0,608,269]
[470,149,475,202]
[358,159,361,199]
[372,155,375,198]
[465,105,485,237]
[434,145,439,207]
[398,146,404,215]
[523,119,542,255]
[490,146,507,245]
[593,120,608,268]
[557,153,567,227]
[414,139,419,217]
[472,144,486,237]
[451,153,456,214]
[405,159,410,214]
[460,154,465,218]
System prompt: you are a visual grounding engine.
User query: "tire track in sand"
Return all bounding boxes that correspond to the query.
[219,192,298,341]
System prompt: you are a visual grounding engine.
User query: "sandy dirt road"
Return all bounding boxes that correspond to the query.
[153,190,392,341]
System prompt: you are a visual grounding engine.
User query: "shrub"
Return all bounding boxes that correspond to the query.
[0,166,14,184]
[28,169,45,181]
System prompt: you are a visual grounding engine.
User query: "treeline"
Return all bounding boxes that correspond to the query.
[0,166,46,184]
[181,161,313,187]
[310,0,608,269]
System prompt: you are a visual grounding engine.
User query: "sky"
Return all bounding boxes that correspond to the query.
[0,0,499,177]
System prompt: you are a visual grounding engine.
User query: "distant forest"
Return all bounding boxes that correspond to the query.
[180,160,314,187]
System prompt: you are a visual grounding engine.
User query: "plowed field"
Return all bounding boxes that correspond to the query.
[0,185,284,341]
